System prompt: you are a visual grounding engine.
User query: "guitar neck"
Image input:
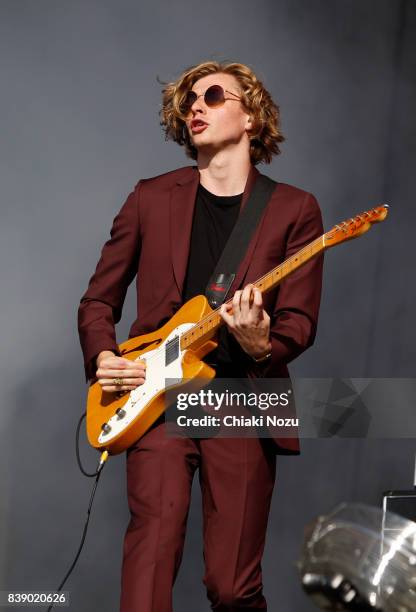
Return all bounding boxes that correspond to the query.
[180,234,326,351]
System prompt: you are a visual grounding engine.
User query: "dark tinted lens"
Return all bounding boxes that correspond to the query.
[181,91,197,113]
[204,85,225,107]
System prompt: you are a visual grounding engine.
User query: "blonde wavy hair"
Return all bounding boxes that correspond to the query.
[160,61,285,165]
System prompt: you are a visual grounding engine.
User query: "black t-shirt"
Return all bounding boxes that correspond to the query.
[182,183,242,300]
[182,183,243,373]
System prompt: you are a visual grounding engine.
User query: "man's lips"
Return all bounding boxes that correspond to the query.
[190,119,208,134]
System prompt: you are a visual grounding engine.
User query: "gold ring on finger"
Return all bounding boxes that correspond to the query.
[113,377,123,386]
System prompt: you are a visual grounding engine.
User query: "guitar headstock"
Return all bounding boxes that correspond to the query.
[324,205,389,248]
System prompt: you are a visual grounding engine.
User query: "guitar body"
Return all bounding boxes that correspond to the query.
[86,295,217,455]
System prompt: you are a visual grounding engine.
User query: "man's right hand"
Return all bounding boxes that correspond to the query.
[95,350,146,393]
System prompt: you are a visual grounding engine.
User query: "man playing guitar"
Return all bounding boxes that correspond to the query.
[78,60,323,611]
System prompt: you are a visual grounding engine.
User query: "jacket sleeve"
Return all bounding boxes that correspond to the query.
[77,181,142,381]
[247,191,324,378]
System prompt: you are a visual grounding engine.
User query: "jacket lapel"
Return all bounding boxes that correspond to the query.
[170,167,200,298]
[169,164,273,301]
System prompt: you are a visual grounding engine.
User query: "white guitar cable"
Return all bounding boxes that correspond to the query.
[45,412,109,612]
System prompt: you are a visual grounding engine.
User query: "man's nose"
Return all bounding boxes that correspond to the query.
[190,94,206,114]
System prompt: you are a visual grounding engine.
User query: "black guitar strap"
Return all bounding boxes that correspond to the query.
[205,173,277,308]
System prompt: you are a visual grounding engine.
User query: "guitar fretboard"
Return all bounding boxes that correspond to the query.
[180,234,325,351]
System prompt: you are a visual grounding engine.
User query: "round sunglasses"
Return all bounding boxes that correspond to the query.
[180,84,241,114]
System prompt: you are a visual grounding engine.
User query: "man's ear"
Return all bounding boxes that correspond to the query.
[245,115,253,133]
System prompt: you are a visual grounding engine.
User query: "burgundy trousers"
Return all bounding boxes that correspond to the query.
[119,417,277,612]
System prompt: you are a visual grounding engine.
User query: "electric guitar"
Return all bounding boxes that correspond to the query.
[86,205,389,454]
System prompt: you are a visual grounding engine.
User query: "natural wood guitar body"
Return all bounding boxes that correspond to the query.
[86,295,217,454]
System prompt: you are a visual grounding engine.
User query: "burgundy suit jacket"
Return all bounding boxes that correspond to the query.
[78,165,324,454]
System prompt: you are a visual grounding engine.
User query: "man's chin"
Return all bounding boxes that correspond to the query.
[191,132,211,145]
[191,138,221,154]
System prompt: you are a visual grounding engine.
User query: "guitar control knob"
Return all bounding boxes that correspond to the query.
[101,422,111,434]
[116,407,126,419]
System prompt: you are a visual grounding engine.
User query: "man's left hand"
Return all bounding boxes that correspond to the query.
[219,284,272,360]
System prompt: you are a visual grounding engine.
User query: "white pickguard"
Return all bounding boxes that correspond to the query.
[98,323,195,443]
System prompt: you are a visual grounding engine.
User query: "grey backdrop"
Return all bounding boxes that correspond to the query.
[1,1,415,610]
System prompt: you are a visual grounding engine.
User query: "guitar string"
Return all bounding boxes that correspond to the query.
[125,226,340,369]
[182,233,325,338]
[122,209,382,373]
[125,235,324,371]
